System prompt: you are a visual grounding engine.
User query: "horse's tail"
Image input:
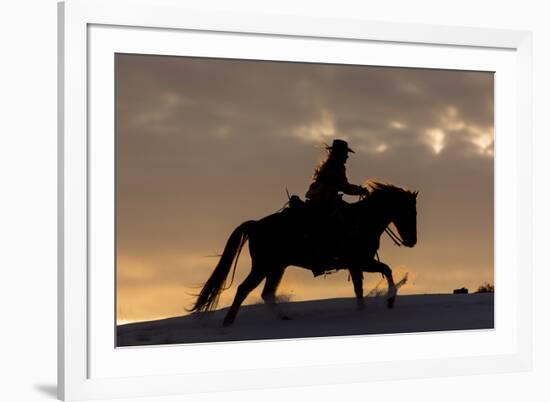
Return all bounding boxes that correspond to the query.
[189,220,255,313]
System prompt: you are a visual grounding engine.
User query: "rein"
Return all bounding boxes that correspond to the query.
[359,193,406,248]
[385,226,405,247]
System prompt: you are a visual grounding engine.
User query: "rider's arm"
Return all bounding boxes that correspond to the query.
[338,166,368,196]
[342,181,368,196]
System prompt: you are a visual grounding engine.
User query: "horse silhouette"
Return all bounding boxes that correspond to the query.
[190,181,418,326]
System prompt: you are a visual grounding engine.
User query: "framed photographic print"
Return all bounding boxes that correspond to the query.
[58,0,533,400]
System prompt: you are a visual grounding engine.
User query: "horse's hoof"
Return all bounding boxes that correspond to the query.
[387,297,395,309]
[222,318,234,327]
[357,300,366,311]
[280,314,292,321]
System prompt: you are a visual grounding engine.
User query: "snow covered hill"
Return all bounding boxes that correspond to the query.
[117,293,494,347]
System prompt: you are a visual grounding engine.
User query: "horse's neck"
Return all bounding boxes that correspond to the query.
[371,213,392,237]
[362,200,392,236]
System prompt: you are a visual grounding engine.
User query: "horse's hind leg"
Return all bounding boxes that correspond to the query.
[363,260,397,308]
[349,269,365,310]
[223,270,265,326]
[261,268,291,320]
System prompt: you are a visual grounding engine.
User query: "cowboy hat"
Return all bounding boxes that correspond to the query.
[327,139,355,153]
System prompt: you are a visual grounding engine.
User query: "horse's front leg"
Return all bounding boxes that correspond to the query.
[349,269,365,310]
[364,260,397,308]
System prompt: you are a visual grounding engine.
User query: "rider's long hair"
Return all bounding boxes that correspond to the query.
[312,146,344,180]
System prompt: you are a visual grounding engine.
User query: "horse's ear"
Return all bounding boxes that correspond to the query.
[413,191,419,199]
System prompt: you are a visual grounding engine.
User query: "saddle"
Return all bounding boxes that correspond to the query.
[284,195,354,275]
[285,194,349,226]
[288,194,305,209]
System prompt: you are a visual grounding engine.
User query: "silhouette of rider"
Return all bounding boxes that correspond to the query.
[306,139,368,203]
[305,139,369,272]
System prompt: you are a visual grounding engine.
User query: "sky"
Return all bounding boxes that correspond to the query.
[115,54,494,324]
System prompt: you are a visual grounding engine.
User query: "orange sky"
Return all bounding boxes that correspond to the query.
[115,54,494,324]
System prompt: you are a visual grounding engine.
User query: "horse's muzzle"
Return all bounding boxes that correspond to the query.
[403,240,416,248]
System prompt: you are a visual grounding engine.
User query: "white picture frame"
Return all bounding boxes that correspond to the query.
[58,0,533,400]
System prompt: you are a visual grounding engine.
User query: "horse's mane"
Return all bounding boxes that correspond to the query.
[364,180,416,201]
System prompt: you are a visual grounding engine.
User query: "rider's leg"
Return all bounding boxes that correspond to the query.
[307,202,330,275]
[329,205,348,259]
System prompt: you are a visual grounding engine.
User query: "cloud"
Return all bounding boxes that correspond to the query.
[390,121,406,129]
[292,109,338,143]
[424,128,446,154]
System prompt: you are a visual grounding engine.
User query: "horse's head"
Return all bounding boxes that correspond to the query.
[365,181,418,248]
